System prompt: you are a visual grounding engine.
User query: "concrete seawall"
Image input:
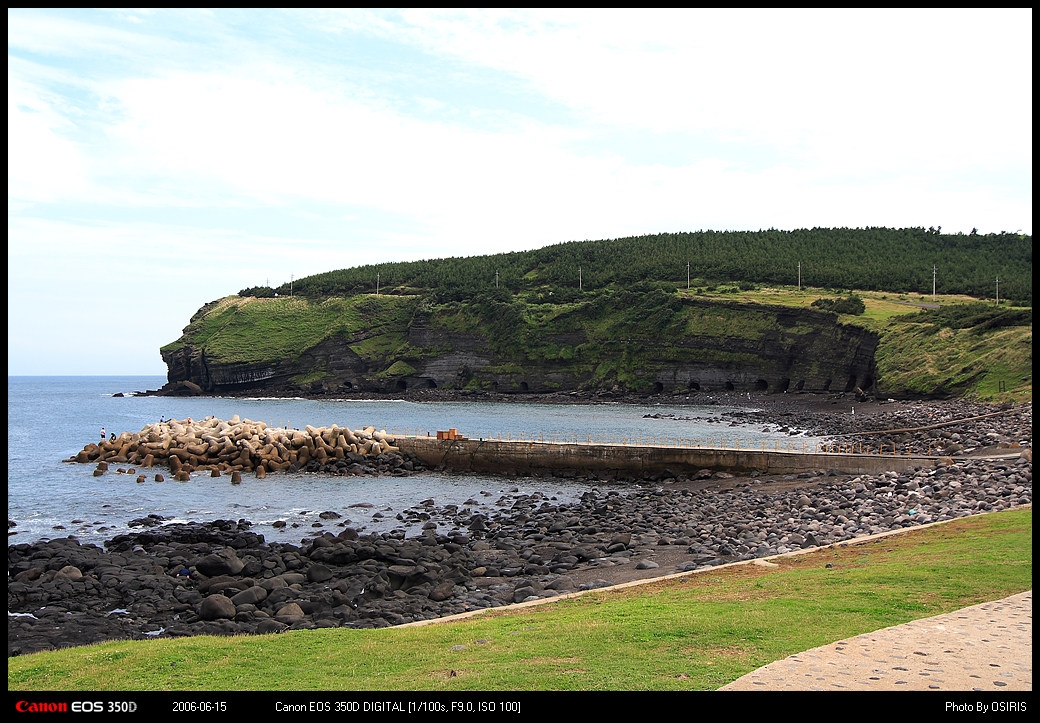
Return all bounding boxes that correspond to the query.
[395,436,944,478]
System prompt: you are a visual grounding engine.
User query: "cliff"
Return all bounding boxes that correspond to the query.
[157,292,879,398]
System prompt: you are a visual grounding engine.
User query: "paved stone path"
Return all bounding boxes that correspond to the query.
[719,590,1032,691]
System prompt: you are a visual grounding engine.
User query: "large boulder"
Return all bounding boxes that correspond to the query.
[198,594,237,620]
[195,548,246,577]
[231,586,269,606]
[274,603,306,623]
[428,581,455,602]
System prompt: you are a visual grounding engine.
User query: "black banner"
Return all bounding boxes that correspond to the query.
[6,690,1032,717]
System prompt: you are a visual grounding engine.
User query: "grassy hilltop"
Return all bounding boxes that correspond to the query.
[162,228,1031,402]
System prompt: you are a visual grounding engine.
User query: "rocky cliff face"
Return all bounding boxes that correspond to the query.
[161,338,374,394]
[158,295,879,397]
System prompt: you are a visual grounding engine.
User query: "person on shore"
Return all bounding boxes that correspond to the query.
[99,427,106,444]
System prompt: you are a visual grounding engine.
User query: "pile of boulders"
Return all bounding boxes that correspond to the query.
[67,417,420,480]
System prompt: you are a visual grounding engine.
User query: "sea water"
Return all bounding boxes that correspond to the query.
[8,376,819,547]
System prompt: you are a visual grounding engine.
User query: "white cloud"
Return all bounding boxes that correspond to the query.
[7,10,182,60]
[8,68,93,204]
[323,8,1032,170]
[6,8,1032,374]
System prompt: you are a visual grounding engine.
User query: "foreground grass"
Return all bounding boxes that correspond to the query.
[8,508,1030,691]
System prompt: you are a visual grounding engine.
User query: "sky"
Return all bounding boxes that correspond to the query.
[8,8,1032,376]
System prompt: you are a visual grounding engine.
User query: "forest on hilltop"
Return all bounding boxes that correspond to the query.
[240,227,1032,305]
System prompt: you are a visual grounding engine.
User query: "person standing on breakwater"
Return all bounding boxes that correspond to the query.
[100,427,106,444]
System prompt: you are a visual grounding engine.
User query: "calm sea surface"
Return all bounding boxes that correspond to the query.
[8,376,820,547]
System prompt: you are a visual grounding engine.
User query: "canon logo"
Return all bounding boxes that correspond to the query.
[15,700,69,713]
[14,700,107,713]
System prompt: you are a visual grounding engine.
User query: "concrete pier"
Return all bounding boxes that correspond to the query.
[395,436,943,478]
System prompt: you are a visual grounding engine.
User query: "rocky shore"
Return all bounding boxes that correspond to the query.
[8,398,1031,657]
[682,396,1032,457]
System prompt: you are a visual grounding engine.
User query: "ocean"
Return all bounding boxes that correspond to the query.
[8,376,819,548]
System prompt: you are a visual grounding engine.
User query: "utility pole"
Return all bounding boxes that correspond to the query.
[579,266,582,291]
[290,274,293,297]
[797,262,801,291]
[495,270,499,288]
[995,277,999,305]
[933,264,937,301]
[376,272,380,296]
[687,262,690,290]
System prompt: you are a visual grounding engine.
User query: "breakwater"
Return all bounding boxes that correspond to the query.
[67,416,405,480]
[396,436,945,478]
[70,416,945,482]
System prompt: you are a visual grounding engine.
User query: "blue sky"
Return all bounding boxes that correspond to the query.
[8,8,1032,375]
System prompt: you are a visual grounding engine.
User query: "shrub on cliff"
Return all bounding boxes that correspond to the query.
[902,303,1032,333]
[238,285,277,298]
[812,294,866,315]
